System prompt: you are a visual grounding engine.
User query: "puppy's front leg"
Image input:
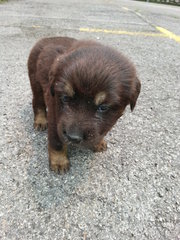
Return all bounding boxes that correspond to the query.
[48,144,69,173]
[48,124,70,173]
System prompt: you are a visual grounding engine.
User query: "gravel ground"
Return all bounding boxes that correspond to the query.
[0,0,180,239]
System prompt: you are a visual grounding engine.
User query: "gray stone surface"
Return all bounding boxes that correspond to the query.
[0,0,180,239]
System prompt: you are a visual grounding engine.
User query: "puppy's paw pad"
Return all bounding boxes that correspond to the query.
[94,140,107,152]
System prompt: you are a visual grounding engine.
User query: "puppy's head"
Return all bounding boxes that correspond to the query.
[49,42,141,146]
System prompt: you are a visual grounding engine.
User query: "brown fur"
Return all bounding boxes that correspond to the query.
[48,144,69,173]
[94,92,107,106]
[28,36,141,173]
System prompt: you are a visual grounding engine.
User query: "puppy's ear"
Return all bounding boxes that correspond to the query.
[50,84,55,97]
[130,77,141,111]
[49,69,55,97]
[48,52,67,97]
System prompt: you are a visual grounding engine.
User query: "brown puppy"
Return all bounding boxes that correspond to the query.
[28,37,141,173]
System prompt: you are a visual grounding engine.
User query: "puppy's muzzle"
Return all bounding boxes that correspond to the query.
[64,128,83,144]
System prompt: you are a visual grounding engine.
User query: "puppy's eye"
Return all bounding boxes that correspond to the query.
[62,95,71,103]
[97,104,109,113]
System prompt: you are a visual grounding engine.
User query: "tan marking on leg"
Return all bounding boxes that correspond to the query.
[93,139,107,152]
[34,109,48,131]
[94,92,106,105]
[48,144,70,173]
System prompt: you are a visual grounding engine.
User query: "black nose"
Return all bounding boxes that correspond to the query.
[66,132,83,144]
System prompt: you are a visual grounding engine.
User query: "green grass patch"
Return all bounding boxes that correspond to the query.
[0,0,7,3]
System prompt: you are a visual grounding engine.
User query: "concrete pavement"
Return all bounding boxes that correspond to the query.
[0,0,180,239]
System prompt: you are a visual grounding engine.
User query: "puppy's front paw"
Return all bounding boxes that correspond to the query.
[34,121,48,131]
[34,109,48,131]
[50,159,70,174]
[93,139,107,152]
[48,145,70,174]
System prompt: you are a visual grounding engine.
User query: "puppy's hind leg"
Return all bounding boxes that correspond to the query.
[31,79,48,131]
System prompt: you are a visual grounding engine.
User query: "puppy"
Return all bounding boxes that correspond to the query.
[28,37,141,173]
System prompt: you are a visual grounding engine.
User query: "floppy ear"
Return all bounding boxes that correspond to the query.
[49,51,68,97]
[130,77,141,111]
[49,70,55,97]
[48,58,62,97]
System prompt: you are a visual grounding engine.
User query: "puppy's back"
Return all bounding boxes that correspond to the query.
[28,37,76,77]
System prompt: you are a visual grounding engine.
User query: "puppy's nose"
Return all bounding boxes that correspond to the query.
[66,132,83,144]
